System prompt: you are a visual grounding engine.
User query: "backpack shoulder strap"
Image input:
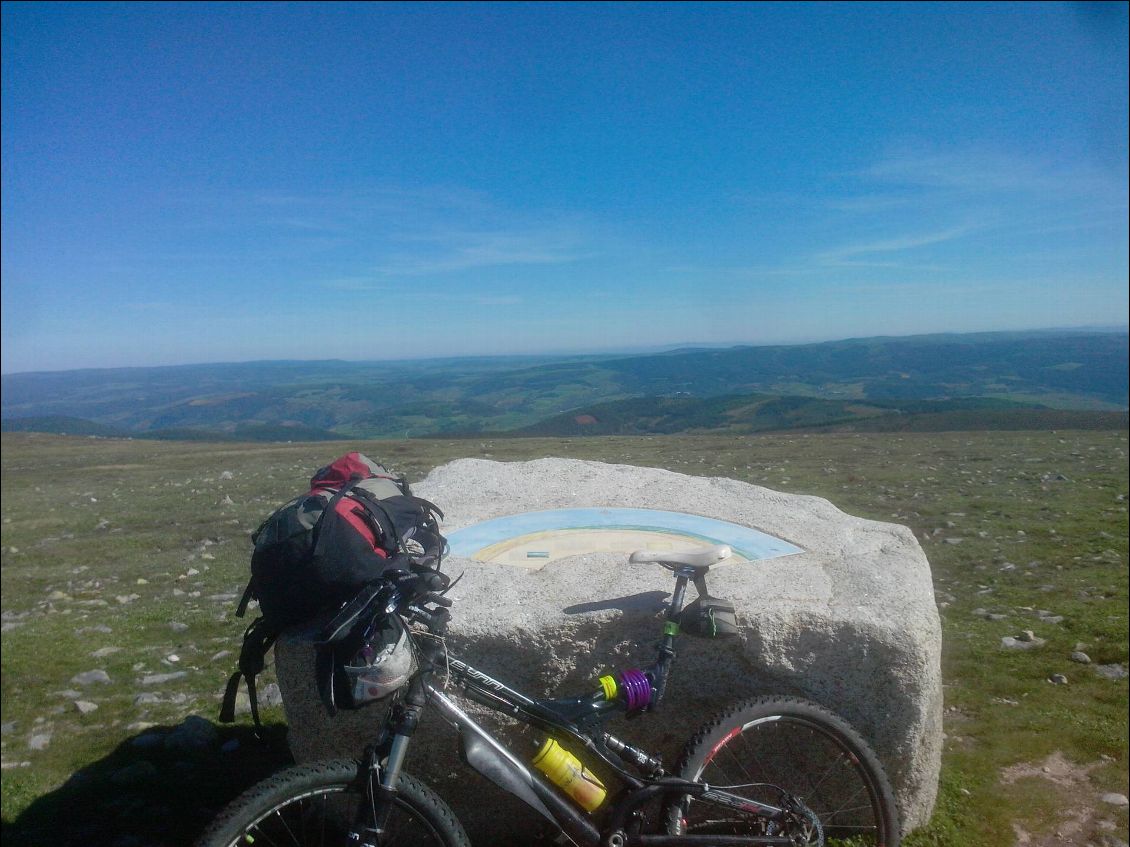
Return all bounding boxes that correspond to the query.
[219,616,280,736]
[235,579,255,618]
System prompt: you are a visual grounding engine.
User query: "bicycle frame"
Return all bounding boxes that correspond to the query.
[353,563,801,847]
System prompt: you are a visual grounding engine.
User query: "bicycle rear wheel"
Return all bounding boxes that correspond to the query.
[667,697,900,846]
[196,759,470,847]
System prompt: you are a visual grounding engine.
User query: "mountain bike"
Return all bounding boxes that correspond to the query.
[197,545,900,847]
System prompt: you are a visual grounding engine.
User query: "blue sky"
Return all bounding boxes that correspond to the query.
[2,2,1127,373]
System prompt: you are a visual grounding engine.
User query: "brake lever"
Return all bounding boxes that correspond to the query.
[439,571,464,594]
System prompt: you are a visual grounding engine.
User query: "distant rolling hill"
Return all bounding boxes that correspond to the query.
[503,395,1129,438]
[2,329,1126,439]
[0,416,129,438]
[0,417,345,443]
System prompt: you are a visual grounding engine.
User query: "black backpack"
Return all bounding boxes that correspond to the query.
[219,453,446,731]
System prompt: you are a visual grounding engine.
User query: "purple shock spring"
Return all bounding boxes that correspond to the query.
[617,669,652,712]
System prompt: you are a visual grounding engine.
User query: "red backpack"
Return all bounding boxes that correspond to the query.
[220,453,446,729]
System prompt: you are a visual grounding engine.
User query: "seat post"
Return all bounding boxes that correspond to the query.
[648,568,695,707]
[668,568,694,620]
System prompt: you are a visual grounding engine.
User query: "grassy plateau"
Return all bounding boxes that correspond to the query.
[1,429,1127,846]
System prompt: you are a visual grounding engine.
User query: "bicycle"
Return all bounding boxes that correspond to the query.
[198,544,900,847]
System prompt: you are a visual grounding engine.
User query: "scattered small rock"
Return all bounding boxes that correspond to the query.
[134,693,162,705]
[1070,651,1091,664]
[115,594,140,605]
[1101,793,1129,807]
[169,622,189,633]
[90,646,121,658]
[74,700,99,714]
[76,625,113,634]
[140,671,188,685]
[72,669,112,686]
[28,733,52,751]
[1001,634,1046,651]
[232,691,252,716]
[1094,664,1129,681]
[1048,674,1068,685]
[972,607,1009,621]
[219,471,234,480]
[260,683,283,708]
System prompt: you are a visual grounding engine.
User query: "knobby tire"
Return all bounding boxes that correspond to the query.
[195,758,470,847]
[666,696,901,847]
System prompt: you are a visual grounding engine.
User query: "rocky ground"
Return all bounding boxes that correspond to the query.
[1,430,1126,846]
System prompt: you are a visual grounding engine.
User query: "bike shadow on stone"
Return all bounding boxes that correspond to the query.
[3,719,292,847]
[562,590,670,615]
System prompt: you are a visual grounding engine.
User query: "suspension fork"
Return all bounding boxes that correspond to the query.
[352,679,428,845]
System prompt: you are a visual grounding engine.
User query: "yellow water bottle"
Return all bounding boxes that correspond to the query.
[531,738,607,813]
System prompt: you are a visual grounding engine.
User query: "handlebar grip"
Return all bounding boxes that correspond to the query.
[409,604,451,634]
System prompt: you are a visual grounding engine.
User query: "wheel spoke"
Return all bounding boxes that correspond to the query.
[272,805,303,846]
[203,763,463,847]
[672,701,897,846]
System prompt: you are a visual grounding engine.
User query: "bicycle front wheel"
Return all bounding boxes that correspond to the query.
[667,697,900,847]
[196,759,470,847]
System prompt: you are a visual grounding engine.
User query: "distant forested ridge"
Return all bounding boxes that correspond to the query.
[2,329,1126,440]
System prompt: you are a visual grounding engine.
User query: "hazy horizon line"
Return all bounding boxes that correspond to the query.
[2,323,1127,379]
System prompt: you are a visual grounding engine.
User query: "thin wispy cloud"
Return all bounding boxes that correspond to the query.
[161,186,598,286]
[373,226,590,277]
[816,226,973,269]
[860,147,1127,201]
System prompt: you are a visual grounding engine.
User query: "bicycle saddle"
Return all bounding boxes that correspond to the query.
[629,544,732,570]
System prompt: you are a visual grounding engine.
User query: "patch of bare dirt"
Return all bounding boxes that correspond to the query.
[1000,752,1126,847]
